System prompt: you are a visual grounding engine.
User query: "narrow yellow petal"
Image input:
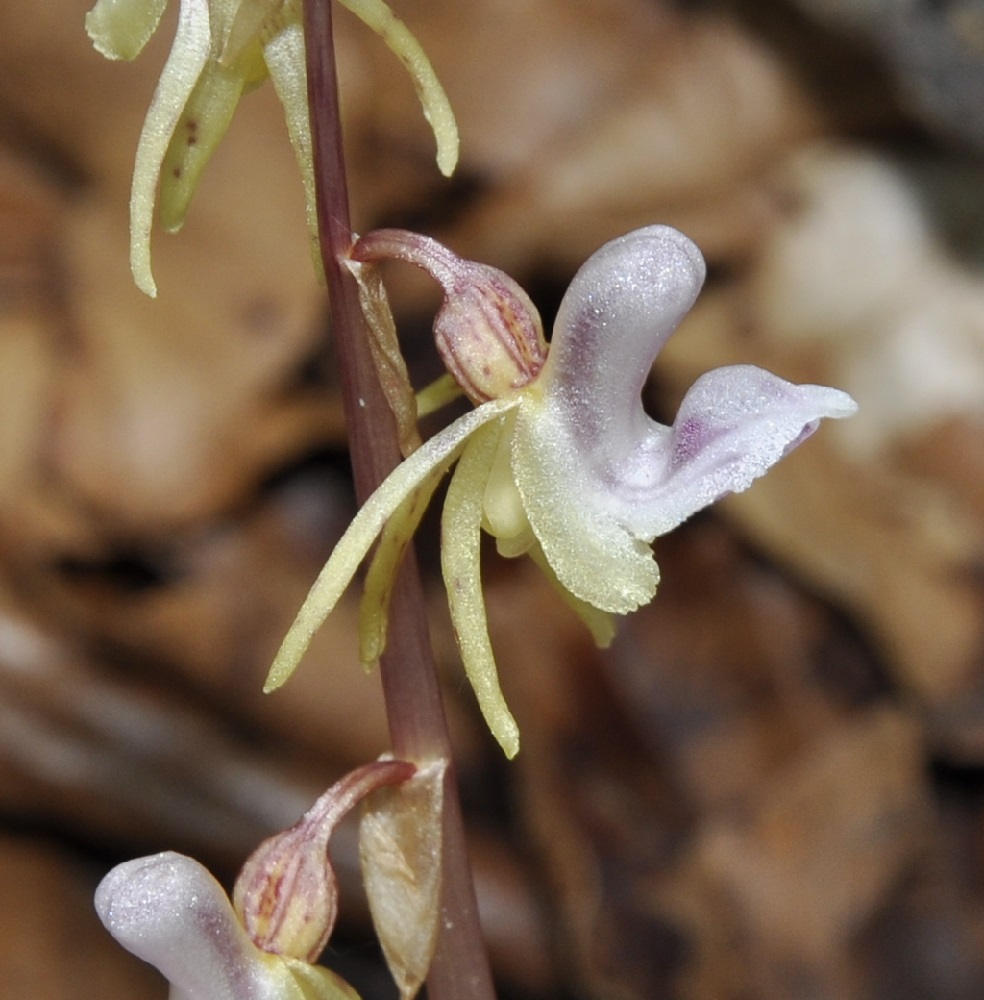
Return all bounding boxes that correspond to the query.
[415,373,461,419]
[265,397,519,693]
[481,409,527,545]
[86,0,169,61]
[157,0,270,231]
[442,422,520,758]
[262,10,320,274]
[337,0,459,176]
[129,0,212,297]
[359,462,446,668]
[221,0,284,63]
[280,956,364,1000]
[158,52,261,233]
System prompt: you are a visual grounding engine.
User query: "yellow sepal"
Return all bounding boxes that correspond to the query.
[442,420,520,758]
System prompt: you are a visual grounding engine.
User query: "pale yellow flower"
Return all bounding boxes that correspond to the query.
[266,226,858,758]
[96,760,418,999]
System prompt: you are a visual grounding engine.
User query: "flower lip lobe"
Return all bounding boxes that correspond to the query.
[510,225,857,613]
[541,225,707,460]
[95,852,253,1000]
[95,850,369,1000]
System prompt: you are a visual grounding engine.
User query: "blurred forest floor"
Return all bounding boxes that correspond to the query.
[2,1,984,998]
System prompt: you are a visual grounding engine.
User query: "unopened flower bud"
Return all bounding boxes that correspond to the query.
[232,814,337,962]
[433,265,546,403]
[352,229,548,404]
[233,759,414,961]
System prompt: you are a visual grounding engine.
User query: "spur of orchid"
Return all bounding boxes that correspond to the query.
[86,0,458,296]
[265,225,857,758]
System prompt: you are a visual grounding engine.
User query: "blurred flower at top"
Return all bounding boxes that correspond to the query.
[85,0,459,297]
[265,225,858,758]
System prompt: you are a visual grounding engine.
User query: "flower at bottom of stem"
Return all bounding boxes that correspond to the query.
[96,761,415,999]
[265,225,858,759]
[95,852,360,1000]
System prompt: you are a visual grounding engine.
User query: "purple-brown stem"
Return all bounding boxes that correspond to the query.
[301,3,496,999]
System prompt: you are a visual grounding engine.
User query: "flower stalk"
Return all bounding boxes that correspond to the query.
[300,3,495,999]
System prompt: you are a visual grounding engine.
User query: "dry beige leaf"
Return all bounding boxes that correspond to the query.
[434,8,823,273]
[747,146,984,453]
[667,707,930,999]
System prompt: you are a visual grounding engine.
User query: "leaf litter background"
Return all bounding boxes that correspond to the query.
[2,0,984,997]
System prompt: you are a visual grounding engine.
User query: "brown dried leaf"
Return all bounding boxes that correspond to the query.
[664,707,930,1000]
[0,835,166,1000]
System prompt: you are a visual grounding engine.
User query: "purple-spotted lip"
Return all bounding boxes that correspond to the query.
[512,226,857,550]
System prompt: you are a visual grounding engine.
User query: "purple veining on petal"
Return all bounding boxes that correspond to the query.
[669,408,820,476]
[614,365,858,539]
[669,415,708,469]
[540,225,706,463]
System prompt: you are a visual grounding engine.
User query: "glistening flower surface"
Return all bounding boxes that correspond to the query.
[95,852,361,1000]
[265,225,858,758]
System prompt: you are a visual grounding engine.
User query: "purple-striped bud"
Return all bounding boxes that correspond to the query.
[352,229,548,404]
[232,759,414,961]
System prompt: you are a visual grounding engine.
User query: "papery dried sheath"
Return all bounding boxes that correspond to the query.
[360,759,447,999]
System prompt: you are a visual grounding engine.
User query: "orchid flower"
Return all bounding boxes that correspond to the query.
[265,225,858,758]
[95,852,361,1000]
[95,760,415,1000]
[86,0,459,296]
